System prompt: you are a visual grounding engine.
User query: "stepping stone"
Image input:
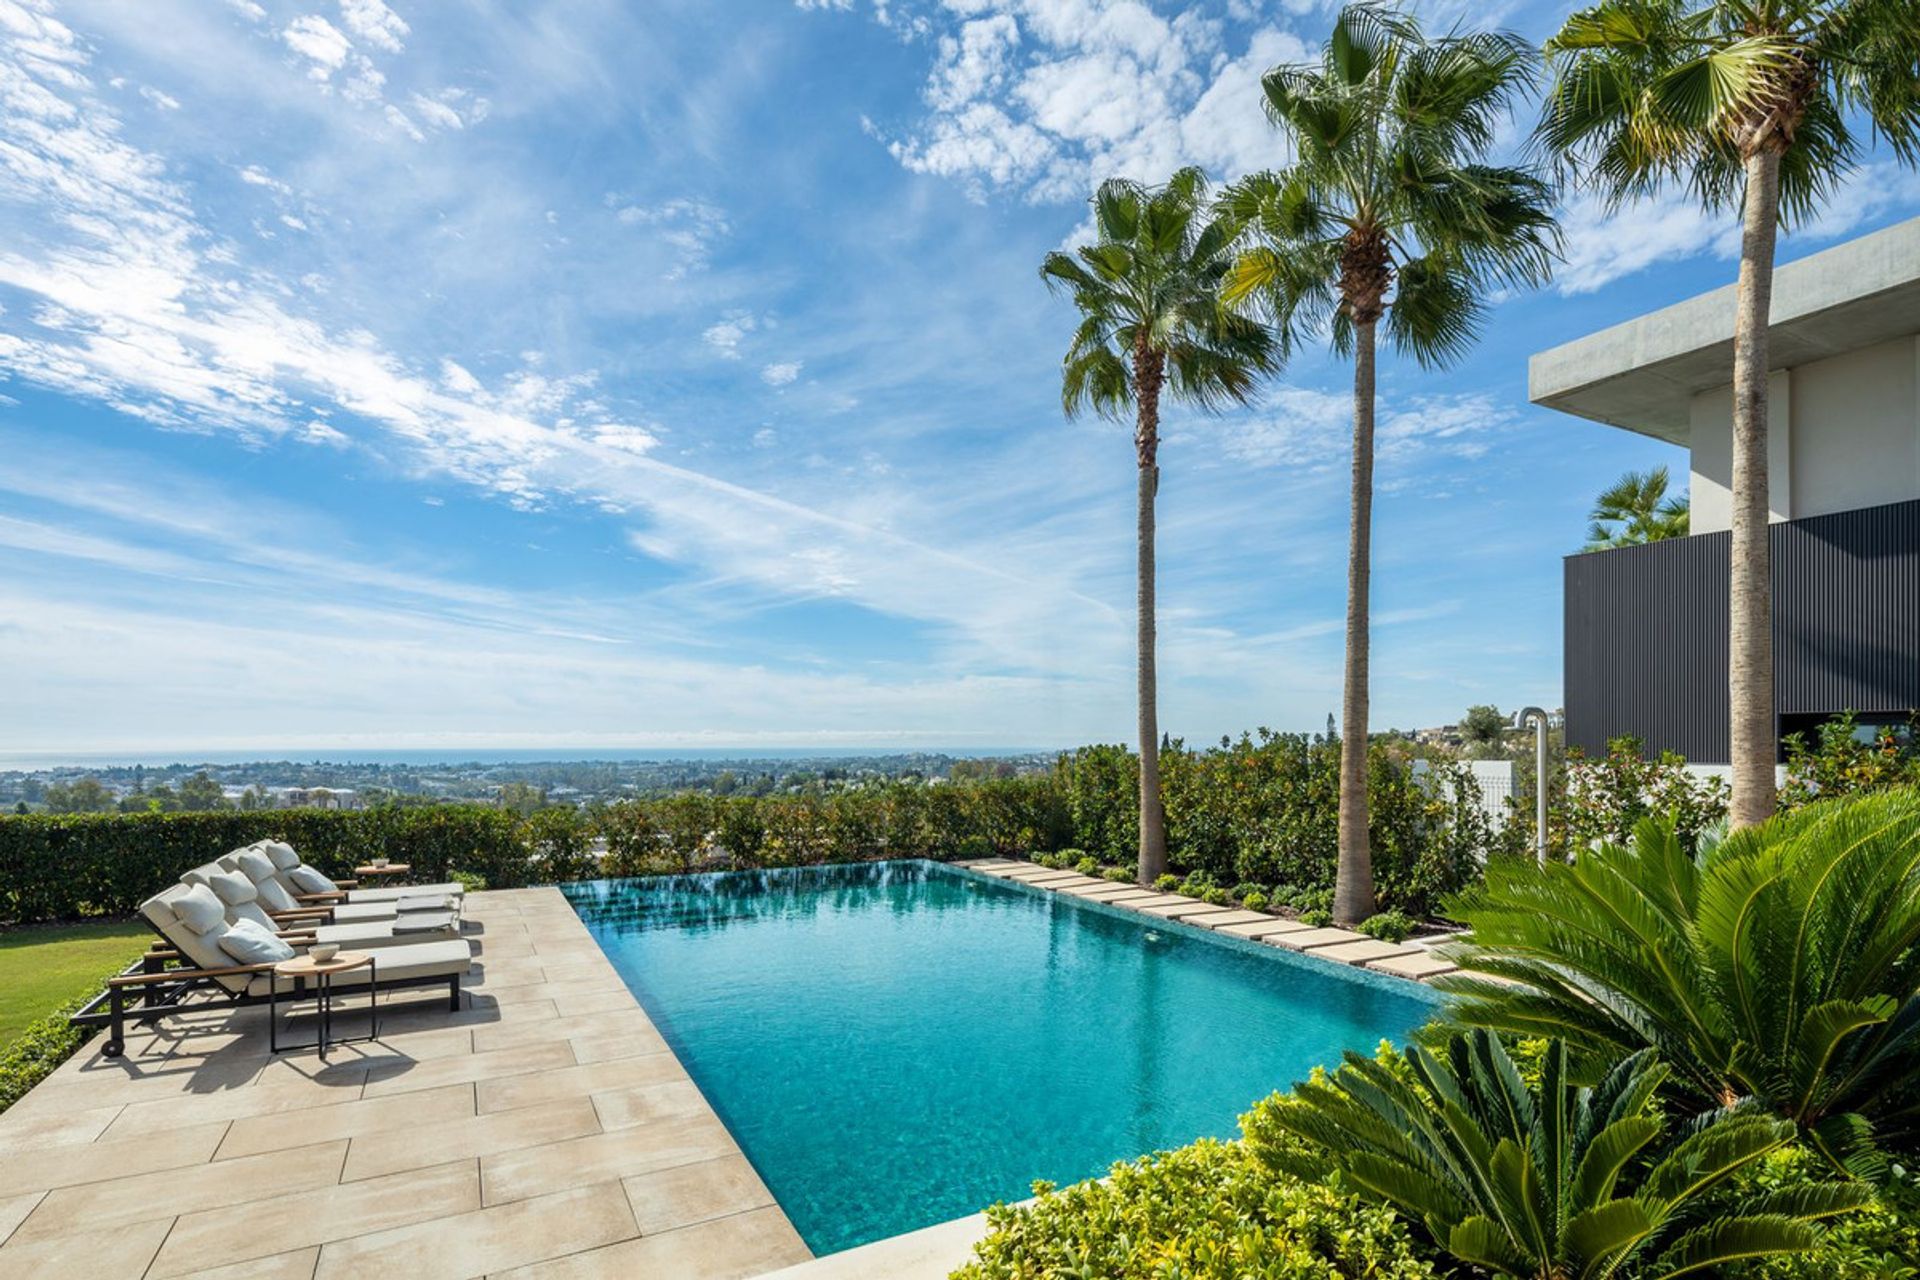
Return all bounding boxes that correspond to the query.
[1058,883,1142,898]
[972,865,1028,878]
[1266,927,1369,951]
[1017,870,1098,886]
[1190,910,1271,929]
[1310,939,1421,966]
[1366,951,1459,981]
[1111,893,1193,910]
[1137,901,1238,920]
[1216,918,1313,940]
[1089,889,1164,904]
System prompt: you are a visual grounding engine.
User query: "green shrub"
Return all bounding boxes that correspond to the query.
[1438,792,1920,1167]
[954,1138,1440,1280]
[1292,886,1333,915]
[1241,890,1270,912]
[1357,911,1415,943]
[521,807,599,883]
[1201,886,1231,905]
[1298,909,1332,928]
[1271,882,1303,908]
[1270,1031,1866,1278]
[1728,1148,1920,1278]
[0,964,127,1115]
[1154,873,1181,892]
[1102,865,1134,882]
[1231,881,1266,901]
[1073,855,1099,875]
[1782,712,1920,810]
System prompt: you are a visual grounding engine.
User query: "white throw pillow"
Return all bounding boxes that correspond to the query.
[173,883,226,935]
[254,876,300,913]
[206,869,257,907]
[236,848,277,885]
[261,841,301,871]
[216,919,295,965]
[288,865,336,895]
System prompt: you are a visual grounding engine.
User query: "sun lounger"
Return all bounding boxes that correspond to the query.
[211,848,455,924]
[71,882,472,1058]
[182,864,461,949]
[250,840,468,905]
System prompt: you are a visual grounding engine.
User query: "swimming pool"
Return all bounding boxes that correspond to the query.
[561,861,1437,1254]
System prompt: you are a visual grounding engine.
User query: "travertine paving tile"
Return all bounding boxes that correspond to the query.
[149,1161,481,1278]
[589,1079,711,1130]
[476,1052,691,1115]
[1190,910,1273,929]
[342,1096,601,1182]
[1057,883,1143,898]
[0,1213,170,1280]
[470,1008,663,1055]
[1310,939,1420,966]
[550,987,638,1019]
[1215,918,1313,940]
[360,1039,575,1098]
[1266,927,1369,951]
[1367,951,1459,980]
[1107,893,1193,909]
[622,1153,777,1235]
[0,1102,123,1154]
[1136,902,1239,920]
[0,1193,42,1248]
[0,1118,226,1197]
[165,1245,320,1280]
[312,1182,639,1280]
[216,1081,477,1160]
[480,1111,738,1205]
[100,1073,367,1140]
[493,1205,810,1280]
[12,1140,346,1244]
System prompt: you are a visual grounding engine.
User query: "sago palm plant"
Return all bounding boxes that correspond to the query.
[1539,0,1920,829]
[1223,2,1557,923]
[1042,169,1278,886]
[1269,1031,1866,1278]
[1435,790,1920,1172]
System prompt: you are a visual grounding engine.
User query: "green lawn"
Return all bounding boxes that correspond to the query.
[0,921,150,1050]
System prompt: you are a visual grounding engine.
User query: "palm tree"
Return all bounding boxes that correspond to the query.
[1042,169,1279,886]
[1224,4,1558,923]
[1539,0,1920,829]
[1583,464,1691,550]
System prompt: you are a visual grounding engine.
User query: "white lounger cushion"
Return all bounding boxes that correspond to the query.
[233,850,302,912]
[139,885,258,994]
[248,938,472,996]
[175,883,226,935]
[203,869,282,933]
[311,915,460,947]
[288,865,335,895]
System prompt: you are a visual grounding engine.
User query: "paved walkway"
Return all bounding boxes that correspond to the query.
[0,887,811,1280]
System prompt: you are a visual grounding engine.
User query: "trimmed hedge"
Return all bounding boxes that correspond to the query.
[0,777,1072,923]
[0,965,125,1114]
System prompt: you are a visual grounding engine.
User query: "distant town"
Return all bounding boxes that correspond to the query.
[0,752,1061,814]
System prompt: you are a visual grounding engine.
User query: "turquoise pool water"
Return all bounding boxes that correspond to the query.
[561,861,1436,1254]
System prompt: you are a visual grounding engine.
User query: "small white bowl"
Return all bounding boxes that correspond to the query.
[309,943,340,962]
[371,857,390,868]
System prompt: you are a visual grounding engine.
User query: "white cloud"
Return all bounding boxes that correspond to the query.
[338,0,408,53]
[283,15,352,78]
[876,2,1302,202]
[1212,388,1517,478]
[702,312,758,357]
[610,197,730,277]
[139,85,180,110]
[761,360,803,386]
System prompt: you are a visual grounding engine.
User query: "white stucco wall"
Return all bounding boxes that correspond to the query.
[1688,336,1920,533]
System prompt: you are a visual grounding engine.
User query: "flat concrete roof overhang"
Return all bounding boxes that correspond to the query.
[1529,215,1920,444]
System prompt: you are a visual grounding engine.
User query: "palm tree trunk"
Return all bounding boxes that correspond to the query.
[1334,319,1376,925]
[1135,352,1168,886]
[1729,149,1780,828]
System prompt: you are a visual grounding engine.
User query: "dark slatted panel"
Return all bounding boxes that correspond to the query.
[1564,497,1920,762]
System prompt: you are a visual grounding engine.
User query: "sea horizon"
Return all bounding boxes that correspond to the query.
[0,745,1059,772]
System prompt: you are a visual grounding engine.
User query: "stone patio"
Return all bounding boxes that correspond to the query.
[0,887,812,1280]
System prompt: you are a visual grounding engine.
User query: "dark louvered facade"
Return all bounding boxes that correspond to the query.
[1564,498,1920,762]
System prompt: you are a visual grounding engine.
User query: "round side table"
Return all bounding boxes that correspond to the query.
[270,950,378,1058]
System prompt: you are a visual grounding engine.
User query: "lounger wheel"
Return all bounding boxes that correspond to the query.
[101,1038,125,1059]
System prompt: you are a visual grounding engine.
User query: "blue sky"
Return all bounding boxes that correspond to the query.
[1,0,1917,758]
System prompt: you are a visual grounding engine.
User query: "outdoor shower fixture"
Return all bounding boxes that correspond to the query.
[1512,706,1550,863]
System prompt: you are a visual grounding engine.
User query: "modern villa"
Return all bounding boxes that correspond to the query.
[1532,215,1920,764]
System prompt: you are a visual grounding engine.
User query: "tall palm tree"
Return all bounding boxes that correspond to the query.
[1224,4,1557,923]
[1583,464,1691,550]
[1539,0,1920,829]
[1043,169,1278,886]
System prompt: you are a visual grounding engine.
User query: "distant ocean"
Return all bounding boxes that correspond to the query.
[0,746,1054,771]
